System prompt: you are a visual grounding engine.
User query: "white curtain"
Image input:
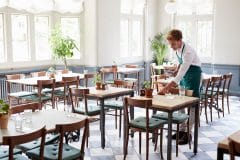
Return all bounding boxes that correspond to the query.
[0,0,84,13]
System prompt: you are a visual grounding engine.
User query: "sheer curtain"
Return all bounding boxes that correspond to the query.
[0,0,84,13]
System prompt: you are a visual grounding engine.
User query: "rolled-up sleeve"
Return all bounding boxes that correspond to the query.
[173,51,194,84]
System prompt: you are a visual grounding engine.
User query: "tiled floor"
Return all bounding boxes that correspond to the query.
[70,96,240,160]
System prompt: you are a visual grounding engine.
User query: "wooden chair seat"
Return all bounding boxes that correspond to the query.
[153,112,189,124]
[73,104,106,116]
[104,100,123,109]
[0,154,28,160]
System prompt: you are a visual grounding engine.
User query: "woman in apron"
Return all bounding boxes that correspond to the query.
[159,29,202,144]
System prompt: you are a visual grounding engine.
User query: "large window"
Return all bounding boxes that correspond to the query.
[0,14,5,63]
[60,17,80,59]
[120,0,145,58]
[35,16,51,60]
[176,0,214,59]
[11,14,30,62]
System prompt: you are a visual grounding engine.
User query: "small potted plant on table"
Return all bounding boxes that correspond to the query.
[143,80,153,98]
[0,99,10,129]
[94,73,102,90]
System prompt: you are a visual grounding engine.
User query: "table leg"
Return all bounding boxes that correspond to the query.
[194,102,199,154]
[130,92,135,138]
[137,72,140,94]
[167,112,173,160]
[100,99,105,149]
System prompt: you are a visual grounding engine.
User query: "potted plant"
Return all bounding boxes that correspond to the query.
[94,73,102,90]
[47,66,57,78]
[50,25,79,69]
[143,80,153,98]
[150,31,169,74]
[0,99,10,129]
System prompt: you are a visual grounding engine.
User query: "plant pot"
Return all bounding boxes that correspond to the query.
[96,82,102,90]
[101,83,106,90]
[0,114,9,129]
[49,73,55,79]
[140,89,145,96]
[145,89,153,98]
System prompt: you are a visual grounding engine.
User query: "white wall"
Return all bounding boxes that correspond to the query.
[213,0,240,65]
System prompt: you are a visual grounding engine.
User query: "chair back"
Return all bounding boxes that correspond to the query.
[210,76,222,97]
[10,102,39,114]
[62,76,79,88]
[55,119,89,160]
[113,79,135,89]
[125,64,138,68]
[61,69,69,74]
[223,73,232,93]
[228,135,240,160]
[69,88,90,114]
[2,126,46,160]
[84,73,94,87]
[37,79,55,108]
[200,78,211,97]
[100,67,117,83]
[31,71,46,77]
[6,74,25,94]
[150,63,157,76]
[124,97,152,129]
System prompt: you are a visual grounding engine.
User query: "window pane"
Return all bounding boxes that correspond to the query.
[121,0,131,14]
[131,20,142,56]
[35,16,51,60]
[11,15,29,62]
[197,20,212,57]
[61,17,80,59]
[177,21,192,46]
[132,0,145,15]
[0,14,5,63]
[120,19,129,57]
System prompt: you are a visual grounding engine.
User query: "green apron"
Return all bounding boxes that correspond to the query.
[176,44,202,97]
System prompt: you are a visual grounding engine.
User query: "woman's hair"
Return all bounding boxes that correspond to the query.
[167,29,182,41]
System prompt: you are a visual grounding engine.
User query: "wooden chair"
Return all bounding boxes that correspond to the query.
[124,97,166,160]
[123,64,138,88]
[217,130,240,160]
[8,102,59,153]
[84,73,94,87]
[22,79,56,109]
[208,76,222,122]
[30,71,46,77]
[55,76,79,109]
[219,73,232,116]
[100,67,117,84]
[200,78,211,123]
[6,74,33,106]
[26,119,89,160]
[153,88,193,156]
[104,79,135,137]
[1,126,46,160]
[69,88,101,117]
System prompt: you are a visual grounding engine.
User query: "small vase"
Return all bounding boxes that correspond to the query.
[0,114,9,129]
[145,89,153,98]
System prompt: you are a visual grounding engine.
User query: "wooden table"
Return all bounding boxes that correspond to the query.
[86,87,134,149]
[125,95,199,160]
[7,73,85,87]
[0,110,87,144]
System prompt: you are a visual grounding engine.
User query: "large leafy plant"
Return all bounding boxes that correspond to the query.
[150,32,168,65]
[0,99,9,115]
[50,25,79,69]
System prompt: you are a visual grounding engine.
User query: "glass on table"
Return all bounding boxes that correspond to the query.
[179,85,185,96]
[24,109,32,123]
[15,114,23,131]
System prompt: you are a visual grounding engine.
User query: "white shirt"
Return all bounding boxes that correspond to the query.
[173,42,201,84]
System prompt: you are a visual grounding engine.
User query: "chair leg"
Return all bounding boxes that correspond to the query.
[187,119,191,149]
[216,97,220,119]
[124,128,129,159]
[115,109,117,129]
[210,98,213,122]
[160,128,164,160]
[146,131,149,160]
[176,124,179,157]
[227,94,230,114]
[205,100,208,124]
[139,132,141,154]
[221,95,224,117]
[119,109,122,138]
[154,130,158,151]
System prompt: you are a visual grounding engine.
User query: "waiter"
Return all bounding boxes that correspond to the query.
[159,29,202,144]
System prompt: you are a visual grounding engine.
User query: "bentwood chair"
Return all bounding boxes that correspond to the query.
[23,79,56,109]
[100,67,117,84]
[219,73,232,116]
[0,126,46,160]
[153,88,193,156]
[200,78,211,124]
[104,79,135,137]
[26,119,89,160]
[124,97,167,160]
[9,103,59,153]
[6,74,33,106]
